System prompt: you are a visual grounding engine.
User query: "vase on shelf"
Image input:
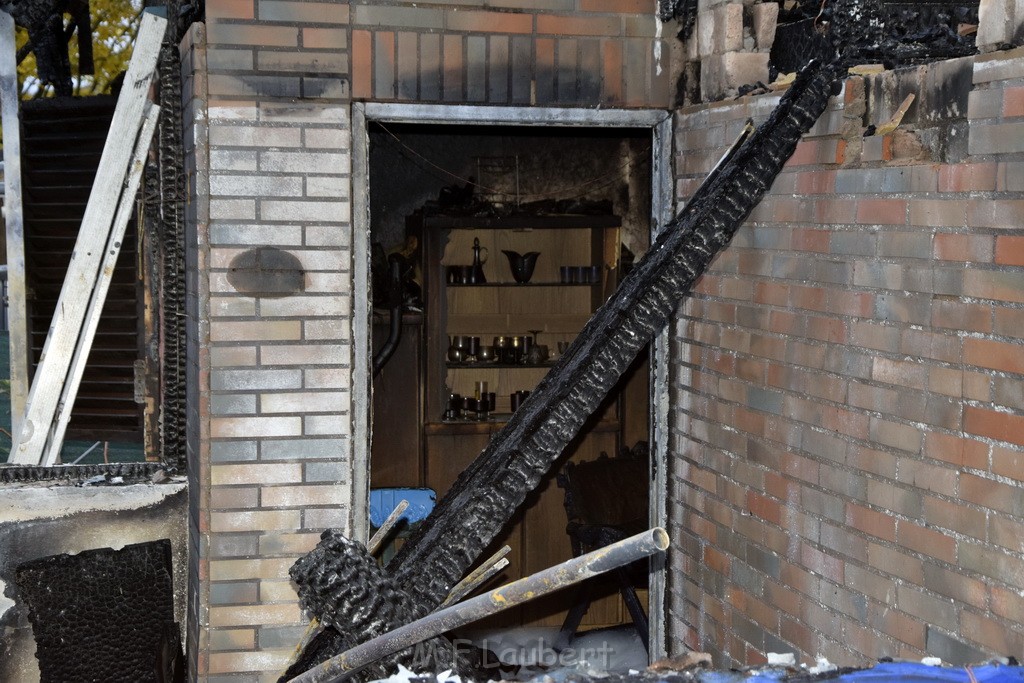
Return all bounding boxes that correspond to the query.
[502,250,540,284]
[471,237,488,284]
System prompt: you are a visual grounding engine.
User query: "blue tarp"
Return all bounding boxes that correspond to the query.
[837,662,1024,682]
[528,662,1024,683]
[369,488,436,528]
[695,663,1024,683]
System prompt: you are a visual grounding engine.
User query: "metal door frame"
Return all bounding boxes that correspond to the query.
[351,103,674,659]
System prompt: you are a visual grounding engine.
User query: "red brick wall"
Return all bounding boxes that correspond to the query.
[348,1,674,106]
[668,48,1024,667]
[204,0,678,108]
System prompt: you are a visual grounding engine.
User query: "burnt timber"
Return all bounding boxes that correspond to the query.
[285,58,844,681]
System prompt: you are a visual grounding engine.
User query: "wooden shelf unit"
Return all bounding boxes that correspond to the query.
[419,213,622,422]
[414,213,635,629]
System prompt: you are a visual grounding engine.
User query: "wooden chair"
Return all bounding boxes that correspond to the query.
[555,444,650,651]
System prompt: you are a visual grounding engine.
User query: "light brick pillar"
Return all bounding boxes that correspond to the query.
[183,0,353,679]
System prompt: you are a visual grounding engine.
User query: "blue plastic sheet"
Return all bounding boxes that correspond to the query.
[369,488,436,528]
[837,662,1024,682]
[525,662,1024,683]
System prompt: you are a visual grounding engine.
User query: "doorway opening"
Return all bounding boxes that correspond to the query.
[353,105,672,661]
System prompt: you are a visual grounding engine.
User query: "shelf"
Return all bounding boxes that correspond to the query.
[446,282,597,288]
[421,214,621,230]
[371,309,424,324]
[422,211,620,428]
[447,362,555,369]
[426,418,620,436]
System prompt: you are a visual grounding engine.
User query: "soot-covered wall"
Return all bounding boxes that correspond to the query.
[668,46,1024,667]
[0,484,187,682]
[368,125,653,258]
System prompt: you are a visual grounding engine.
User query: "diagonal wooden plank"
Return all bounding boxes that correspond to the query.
[41,103,160,466]
[9,11,167,466]
[0,11,29,444]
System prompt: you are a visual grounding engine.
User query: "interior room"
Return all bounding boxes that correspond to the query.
[367,123,655,637]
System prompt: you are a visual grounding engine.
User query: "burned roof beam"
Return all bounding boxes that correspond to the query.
[386,58,844,611]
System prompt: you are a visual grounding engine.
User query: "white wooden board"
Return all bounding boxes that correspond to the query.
[9,11,167,465]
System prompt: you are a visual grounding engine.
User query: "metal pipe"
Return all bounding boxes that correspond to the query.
[372,256,405,377]
[285,527,669,683]
[70,441,102,465]
[368,500,409,557]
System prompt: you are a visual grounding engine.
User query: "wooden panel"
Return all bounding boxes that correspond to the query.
[620,350,651,450]
[418,213,647,632]
[426,430,523,628]
[371,319,423,488]
[520,430,621,628]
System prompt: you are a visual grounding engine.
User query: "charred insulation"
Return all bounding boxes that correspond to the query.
[15,540,182,683]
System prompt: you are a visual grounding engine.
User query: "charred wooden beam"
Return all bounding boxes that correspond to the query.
[1,0,92,96]
[771,0,979,75]
[285,58,843,681]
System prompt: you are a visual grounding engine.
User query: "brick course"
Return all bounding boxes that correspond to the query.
[669,48,1024,668]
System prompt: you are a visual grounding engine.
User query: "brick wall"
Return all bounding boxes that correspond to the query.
[688,0,776,102]
[668,47,1024,667]
[182,22,210,681]
[186,2,355,678]
[185,1,681,680]
[348,0,677,107]
[202,0,678,109]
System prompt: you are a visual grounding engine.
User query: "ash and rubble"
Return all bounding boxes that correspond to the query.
[366,656,1024,683]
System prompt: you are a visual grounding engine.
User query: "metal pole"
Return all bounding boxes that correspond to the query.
[0,11,30,444]
[286,527,669,683]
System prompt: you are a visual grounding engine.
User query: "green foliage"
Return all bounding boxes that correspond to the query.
[17,0,142,98]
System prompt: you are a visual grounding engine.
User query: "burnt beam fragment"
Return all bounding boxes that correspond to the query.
[289,530,670,683]
[286,58,843,681]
